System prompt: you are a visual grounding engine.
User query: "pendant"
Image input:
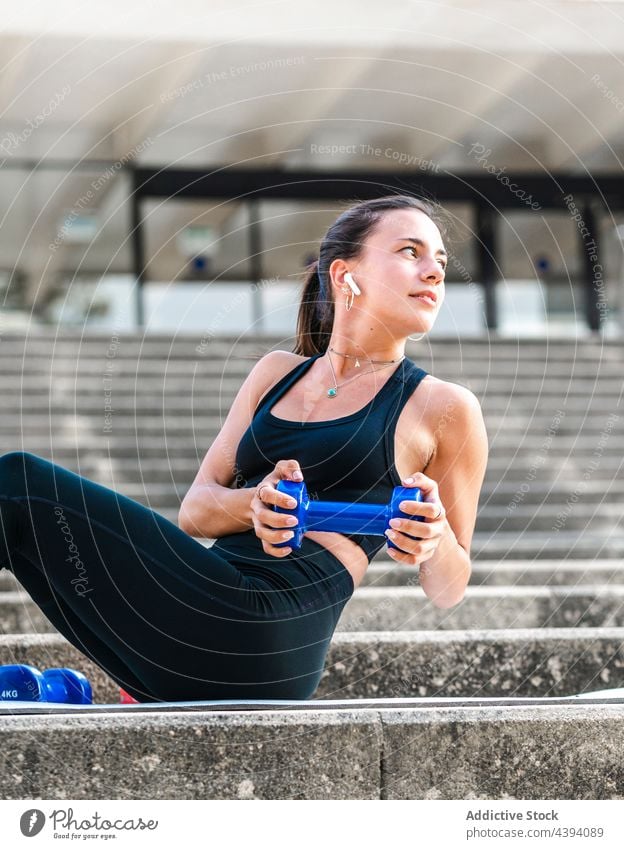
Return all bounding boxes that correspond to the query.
[355,358,360,368]
[327,387,337,397]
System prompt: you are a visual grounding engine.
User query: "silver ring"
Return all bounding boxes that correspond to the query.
[256,484,270,502]
[434,505,444,520]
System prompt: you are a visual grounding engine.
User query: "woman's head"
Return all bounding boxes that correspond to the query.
[293,194,449,356]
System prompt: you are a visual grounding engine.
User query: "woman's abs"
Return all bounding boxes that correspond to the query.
[303,530,368,589]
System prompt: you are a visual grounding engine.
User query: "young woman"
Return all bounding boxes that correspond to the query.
[0,194,488,703]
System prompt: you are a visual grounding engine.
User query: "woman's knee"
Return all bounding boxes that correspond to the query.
[0,451,30,476]
[0,451,41,469]
[0,451,44,494]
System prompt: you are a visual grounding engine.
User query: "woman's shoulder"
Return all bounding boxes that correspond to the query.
[252,350,309,406]
[265,350,309,366]
[258,349,309,378]
[411,369,483,421]
[403,372,487,470]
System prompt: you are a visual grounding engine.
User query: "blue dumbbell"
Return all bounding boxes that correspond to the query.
[0,664,92,704]
[270,480,426,551]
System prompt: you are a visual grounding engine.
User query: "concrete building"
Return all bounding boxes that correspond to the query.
[0,0,622,337]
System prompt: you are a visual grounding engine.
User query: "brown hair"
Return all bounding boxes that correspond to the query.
[292,194,449,356]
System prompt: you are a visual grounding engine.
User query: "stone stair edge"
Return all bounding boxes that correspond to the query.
[5,584,624,603]
[3,626,624,647]
[2,701,624,724]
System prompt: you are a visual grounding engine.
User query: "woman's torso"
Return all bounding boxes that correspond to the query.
[234,351,436,588]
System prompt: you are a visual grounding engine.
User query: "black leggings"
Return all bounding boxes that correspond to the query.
[0,452,354,702]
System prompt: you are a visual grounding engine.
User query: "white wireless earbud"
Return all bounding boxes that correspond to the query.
[343,272,361,295]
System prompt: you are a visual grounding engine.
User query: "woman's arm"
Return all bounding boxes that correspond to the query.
[390,382,489,608]
[419,383,488,607]
[178,351,298,538]
[178,484,257,538]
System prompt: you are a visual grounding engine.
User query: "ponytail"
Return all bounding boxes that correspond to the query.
[292,259,334,357]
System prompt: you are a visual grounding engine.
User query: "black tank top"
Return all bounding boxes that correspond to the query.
[234,352,429,562]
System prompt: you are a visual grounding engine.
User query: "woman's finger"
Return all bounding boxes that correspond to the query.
[402,471,436,493]
[398,500,444,522]
[264,526,297,545]
[261,538,293,557]
[390,512,433,532]
[274,459,304,482]
[399,474,443,521]
[259,506,298,529]
[256,482,298,511]
[385,530,424,555]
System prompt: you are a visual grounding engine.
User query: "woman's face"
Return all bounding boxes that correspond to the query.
[348,207,447,331]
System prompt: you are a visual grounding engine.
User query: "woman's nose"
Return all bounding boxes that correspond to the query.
[422,263,444,283]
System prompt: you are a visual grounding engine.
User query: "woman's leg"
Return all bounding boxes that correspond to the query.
[4,551,151,700]
[0,451,265,701]
[0,451,348,701]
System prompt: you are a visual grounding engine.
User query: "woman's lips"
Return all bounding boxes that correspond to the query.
[409,294,437,307]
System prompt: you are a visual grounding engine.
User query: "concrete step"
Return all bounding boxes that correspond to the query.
[8,358,623,375]
[1,357,619,375]
[0,634,123,703]
[1,698,623,799]
[3,363,623,385]
[4,401,623,423]
[1,388,623,408]
[42,512,624,557]
[0,329,618,345]
[0,344,619,367]
[2,627,623,702]
[4,348,618,365]
[2,449,623,479]
[469,530,624,559]
[0,366,622,388]
[362,560,624,587]
[337,586,624,631]
[0,593,57,634]
[4,417,624,451]
[4,441,624,472]
[0,454,620,493]
[479,481,624,501]
[322,628,624,699]
[0,479,610,533]
[3,558,623,594]
[2,523,616,561]
[26,479,624,508]
[0,419,622,442]
[0,404,616,425]
[4,421,622,446]
[5,585,624,635]
[482,459,621,477]
[469,505,624,533]
[0,489,621,555]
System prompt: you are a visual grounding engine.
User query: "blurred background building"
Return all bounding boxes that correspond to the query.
[1,0,623,338]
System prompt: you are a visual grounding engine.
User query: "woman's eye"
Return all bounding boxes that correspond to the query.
[401,246,446,271]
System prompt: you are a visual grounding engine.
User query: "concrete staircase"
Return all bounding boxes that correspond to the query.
[0,329,623,799]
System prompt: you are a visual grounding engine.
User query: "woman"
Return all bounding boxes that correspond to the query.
[0,195,487,703]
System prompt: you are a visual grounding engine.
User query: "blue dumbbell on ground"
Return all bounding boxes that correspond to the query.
[270,480,426,551]
[0,664,92,704]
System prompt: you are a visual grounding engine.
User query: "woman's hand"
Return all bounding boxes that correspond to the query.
[251,459,303,557]
[384,471,447,567]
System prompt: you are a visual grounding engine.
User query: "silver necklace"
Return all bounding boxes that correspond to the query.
[328,345,403,369]
[325,350,405,397]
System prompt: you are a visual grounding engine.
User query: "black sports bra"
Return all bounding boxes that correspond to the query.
[234,353,429,561]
